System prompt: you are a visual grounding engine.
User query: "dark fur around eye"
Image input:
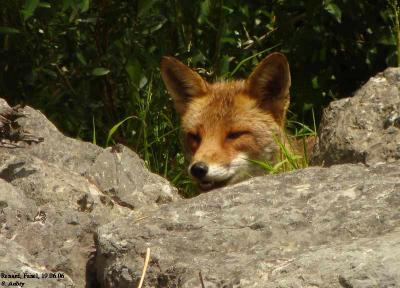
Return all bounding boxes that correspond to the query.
[187,132,201,143]
[226,131,249,140]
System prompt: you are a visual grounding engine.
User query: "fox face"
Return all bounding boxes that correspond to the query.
[161,53,291,191]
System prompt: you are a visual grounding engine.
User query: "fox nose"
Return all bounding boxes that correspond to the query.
[190,162,208,179]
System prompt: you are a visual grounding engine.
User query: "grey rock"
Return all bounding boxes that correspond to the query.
[0,237,75,288]
[0,153,119,287]
[9,102,179,208]
[95,162,400,287]
[8,102,103,175]
[0,98,179,287]
[312,67,400,166]
[265,230,400,288]
[86,144,177,210]
[2,67,400,288]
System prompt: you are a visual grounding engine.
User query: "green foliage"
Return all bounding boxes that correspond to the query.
[388,0,400,66]
[249,117,317,175]
[0,0,397,196]
[21,0,40,21]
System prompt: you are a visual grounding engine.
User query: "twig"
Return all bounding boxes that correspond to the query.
[199,271,205,288]
[137,248,151,288]
[133,216,150,223]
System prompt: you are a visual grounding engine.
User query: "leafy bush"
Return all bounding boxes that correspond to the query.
[0,0,397,196]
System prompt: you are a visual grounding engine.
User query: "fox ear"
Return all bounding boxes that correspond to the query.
[161,57,208,115]
[247,52,291,125]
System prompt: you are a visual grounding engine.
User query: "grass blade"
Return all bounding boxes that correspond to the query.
[106,116,136,146]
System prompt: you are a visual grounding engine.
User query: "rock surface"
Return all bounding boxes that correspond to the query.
[312,67,400,166]
[0,231,75,288]
[0,99,179,287]
[96,162,400,287]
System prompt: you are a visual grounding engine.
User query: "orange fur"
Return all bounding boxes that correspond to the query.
[161,53,291,191]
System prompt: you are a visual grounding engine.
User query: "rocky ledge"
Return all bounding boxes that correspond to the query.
[1,67,399,287]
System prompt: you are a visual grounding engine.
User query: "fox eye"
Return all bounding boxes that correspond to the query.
[187,132,201,143]
[226,131,249,140]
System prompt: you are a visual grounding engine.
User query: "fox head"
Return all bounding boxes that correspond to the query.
[161,53,291,191]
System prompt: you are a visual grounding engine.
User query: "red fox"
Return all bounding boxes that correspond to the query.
[161,53,291,191]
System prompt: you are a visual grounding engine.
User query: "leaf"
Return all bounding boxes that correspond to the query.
[378,34,396,46]
[81,0,90,12]
[139,76,148,89]
[76,52,87,65]
[149,19,166,33]
[142,18,167,34]
[0,26,20,34]
[62,0,72,11]
[199,0,211,22]
[311,76,319,89]
[125,59,141,87]
[138,0,157,18]
[38,2,51,8]
[324,2,342,23]
[21,0,40,21]
[91,67,110,76]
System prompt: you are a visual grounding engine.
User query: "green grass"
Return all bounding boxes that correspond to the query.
[106,116,137,147]
[388,0,400,66]
[248,119,317,175]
